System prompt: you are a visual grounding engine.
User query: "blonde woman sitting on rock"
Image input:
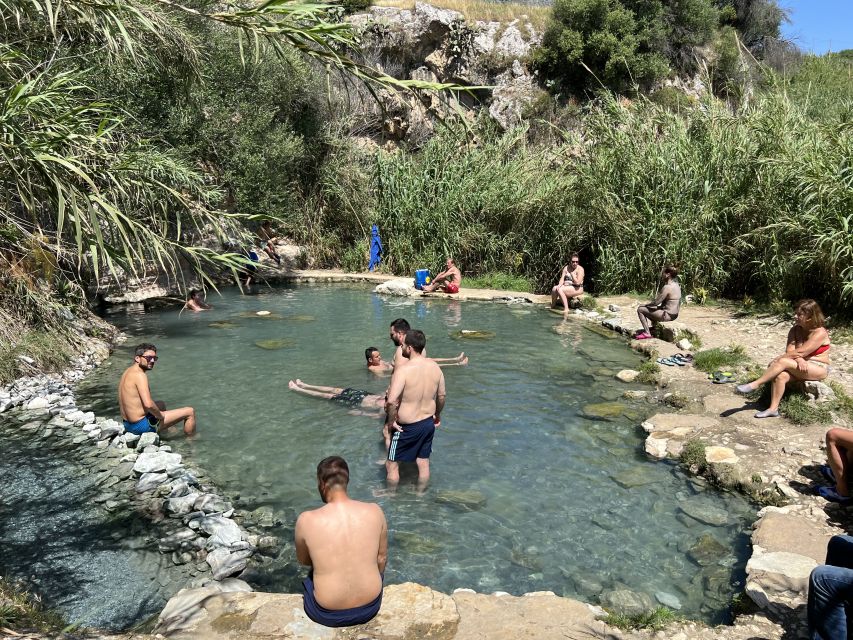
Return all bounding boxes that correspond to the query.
[736,299,830,418]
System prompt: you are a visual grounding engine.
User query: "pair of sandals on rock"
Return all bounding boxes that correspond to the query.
[656,353,693,367]
[817,465,852,505]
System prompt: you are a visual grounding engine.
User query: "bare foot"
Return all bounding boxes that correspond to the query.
[295,378,304,387]
[456,352,465,362]
[288,380,297,389]
[459,357,469,366]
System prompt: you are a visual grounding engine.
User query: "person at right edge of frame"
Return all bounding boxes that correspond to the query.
[295,456,388,627]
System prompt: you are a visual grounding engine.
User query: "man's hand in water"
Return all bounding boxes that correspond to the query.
[434,416,441,428]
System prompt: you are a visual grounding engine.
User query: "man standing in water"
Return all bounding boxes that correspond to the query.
[295,456,387,627]
[118,343,196,436]
[385,330,445,488]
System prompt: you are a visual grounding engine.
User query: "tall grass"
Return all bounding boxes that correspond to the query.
[294,60,853,309]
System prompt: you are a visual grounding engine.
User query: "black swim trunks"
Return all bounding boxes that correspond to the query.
[387,416,435,462]
[331,388,370,408]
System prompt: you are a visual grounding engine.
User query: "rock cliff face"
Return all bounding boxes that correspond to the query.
[348,2,541,132]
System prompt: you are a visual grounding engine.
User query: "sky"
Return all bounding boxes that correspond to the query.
[780,1,853,54]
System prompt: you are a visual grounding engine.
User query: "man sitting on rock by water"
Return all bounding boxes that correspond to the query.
[422,257,461,294]
[118,343,196,436]
[295,456,387,627]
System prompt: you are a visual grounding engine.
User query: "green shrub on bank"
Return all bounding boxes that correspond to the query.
[636,360,661,384]
[0,331,73,385]
[680,439,707,469]
[779,394,833,425]
[692,345,748,373]
[602,606,679,631]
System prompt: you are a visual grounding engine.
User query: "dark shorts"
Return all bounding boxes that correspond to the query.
[332,388,369,408]
[387,416,435,462]
[123,413,159,435]
[302,573,382,627]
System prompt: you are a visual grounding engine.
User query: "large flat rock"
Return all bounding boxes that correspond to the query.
[156,582,460,639]
[452,591,617,640]
[640,413,718,434]
[752,510,831,563]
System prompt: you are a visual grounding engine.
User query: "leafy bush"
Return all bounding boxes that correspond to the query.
[636,360,661,384]
[680,439,707,469]
[534,0,718,95]
[780,393,833,425]
[603,606,679,631]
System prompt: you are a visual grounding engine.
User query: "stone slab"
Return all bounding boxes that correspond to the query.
[641,413,718,434]
[156,582,459,639]
[752,512,831,564]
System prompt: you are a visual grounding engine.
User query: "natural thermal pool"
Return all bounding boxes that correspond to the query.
[77,284,754,623]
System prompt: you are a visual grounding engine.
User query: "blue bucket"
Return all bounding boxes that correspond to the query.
[414,269,430,290]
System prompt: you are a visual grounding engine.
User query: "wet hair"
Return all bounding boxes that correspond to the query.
[188,289,199,300]
[390,318,410,333]
[365,347,379,363]
[404,329,426,353]
[134,343,156,357]
[663,265,679,279]
[795,299,825,329]
[317,456,349,489]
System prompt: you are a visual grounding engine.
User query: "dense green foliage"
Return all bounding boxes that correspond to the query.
[534,0,719,94]
[535,0,786,95]
[299,62,853,309]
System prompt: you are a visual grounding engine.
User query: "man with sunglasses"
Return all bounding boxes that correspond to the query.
[118,343,197,436]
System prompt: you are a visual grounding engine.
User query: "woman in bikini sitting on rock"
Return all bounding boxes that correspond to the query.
[736,298,830,418]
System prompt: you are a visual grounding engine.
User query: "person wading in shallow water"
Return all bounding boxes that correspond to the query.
[118,343,196,436]
[388,318,467,369]
[295,456,387,627]
[385,330,445,491]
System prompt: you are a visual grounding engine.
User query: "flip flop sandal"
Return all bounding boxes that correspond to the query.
[674,353,694,364]
[656,357,677,366]
[820,464,837,484]
[711,371,735,384]
[818,485,853,505]
[670,355,689,366]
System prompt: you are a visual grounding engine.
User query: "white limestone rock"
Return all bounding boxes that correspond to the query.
[134,451,182,475]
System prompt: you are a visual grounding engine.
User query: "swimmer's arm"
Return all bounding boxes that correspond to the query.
[434,372,446,426]
[294,514,312,566]
[136,376,164,421]
[574,266,584,286]
[384,372,404,430]
[376,510,388,574]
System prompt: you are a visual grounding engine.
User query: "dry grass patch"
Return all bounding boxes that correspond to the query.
[372,0,551,31]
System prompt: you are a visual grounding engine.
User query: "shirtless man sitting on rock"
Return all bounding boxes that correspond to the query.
[295,456,388,627]
[422,258,462,294]
[118,343,196,436]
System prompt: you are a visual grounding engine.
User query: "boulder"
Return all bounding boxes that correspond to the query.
[651,322,697,344]
[704,446,738,464]
[25,396,50,410]
[679,501,729,526]
[136,431,159,451]
[167,493,201,517]
[801,380,836,403]
[374,278,420,297]
[616,369,639,383]
[206,547,253,580]
[136,472,169,493]
[157,582,460,639]
[199,516,243,548]
[133,451,182,475]
[599,589,654,616]
[488,61,537,131]
[745,547,816,614]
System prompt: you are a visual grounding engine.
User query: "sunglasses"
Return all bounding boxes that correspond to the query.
[140,355,158,362]
[571,260,579,263]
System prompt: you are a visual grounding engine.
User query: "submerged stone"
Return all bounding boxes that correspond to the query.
[688,533,728,566]
[435,489,487,511]
[451,330,495,340]
[679,501,729,527]
[582,402,627,420]
[208,321,239,329]
[253,339,295,351]
[600,589,654,616]
[612,469,657,489]
[283,314,315,322]
[395,531,441,555]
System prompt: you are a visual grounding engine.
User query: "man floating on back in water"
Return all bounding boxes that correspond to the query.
[295,456,387,627]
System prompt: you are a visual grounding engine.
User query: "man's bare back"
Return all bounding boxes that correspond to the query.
[296,456,387,620]
[388,357,445,425]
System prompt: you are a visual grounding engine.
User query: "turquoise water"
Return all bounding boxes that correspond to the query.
[79,285,753,622]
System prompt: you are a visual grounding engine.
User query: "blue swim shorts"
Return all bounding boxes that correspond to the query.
[123,413,159,435]
[302,573,382,627]
[387,416,435,462]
